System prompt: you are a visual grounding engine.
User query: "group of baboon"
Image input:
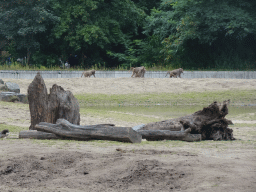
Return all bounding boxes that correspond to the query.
[81,67,183,78]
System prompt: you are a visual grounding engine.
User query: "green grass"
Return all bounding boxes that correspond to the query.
[230,123,256,127]
[76,89,256,107]
[0,124,25,132]
[0,100,29,110]
[80,107,162,124]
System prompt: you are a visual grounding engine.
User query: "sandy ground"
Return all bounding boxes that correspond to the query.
[0,77,256,191]
[1,77,256,95]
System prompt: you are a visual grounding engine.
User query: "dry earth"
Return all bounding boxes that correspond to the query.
[2,77,256,95]
[0,77,256,192]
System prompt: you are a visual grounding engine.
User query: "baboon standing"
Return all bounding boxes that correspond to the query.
[81,70,96,78]
[131,66,146,78]
[165,68,183,78]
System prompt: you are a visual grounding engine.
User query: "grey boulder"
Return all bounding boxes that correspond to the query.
[5,82,20,93]
[0,92,27,103]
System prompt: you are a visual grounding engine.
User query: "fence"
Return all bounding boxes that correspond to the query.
[0,70,256,79]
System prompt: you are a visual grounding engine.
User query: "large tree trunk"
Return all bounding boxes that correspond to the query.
[141,100,235,141]
[27,72,48,130]
[34,119,142,143]
[48,84,80,125]
[27,73,81,129]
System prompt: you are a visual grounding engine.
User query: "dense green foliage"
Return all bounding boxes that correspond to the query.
[1,0,255,70]
[0,0,60,65]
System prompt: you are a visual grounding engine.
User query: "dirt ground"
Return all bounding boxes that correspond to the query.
[2,77,256,95]
[0,77,256,192]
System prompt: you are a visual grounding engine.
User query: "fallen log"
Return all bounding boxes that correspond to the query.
[141,100,235,141]
[137,128,201,142]
[34,119,142,143]
[19,130,60,140]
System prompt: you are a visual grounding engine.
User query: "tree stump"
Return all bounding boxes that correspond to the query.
[27,72,48,130]
[27,73,80,130]
[141,100,235,141]
[48,84,80,125]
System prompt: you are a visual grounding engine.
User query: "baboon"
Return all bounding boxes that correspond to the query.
[165,68,183,78]
[81,70,96,78]
[131,66,146,78]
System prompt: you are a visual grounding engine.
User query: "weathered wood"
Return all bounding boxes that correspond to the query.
[27,72,48,130]
[48,84,80,125]
[138,128,201,142]
[34,119,142,143]
[19,130,60,140]
[141,100,235,141]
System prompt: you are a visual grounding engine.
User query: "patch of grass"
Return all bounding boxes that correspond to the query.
[76,89,256,107]
[76,89,256,122]
[0,101,29,110]
[0,124,25,132]
[230,123,256,127]
[80,105,256,123]
[80,107,161,124]
[229,112,256,121]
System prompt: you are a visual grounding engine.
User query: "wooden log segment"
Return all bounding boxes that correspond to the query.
[19,130,60,140]
[141,100,235,141]
[138,128,201,142]
[34,119,142,143]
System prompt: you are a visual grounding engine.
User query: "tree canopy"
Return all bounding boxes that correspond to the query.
[0,0,60,64]
[1,0,255,70]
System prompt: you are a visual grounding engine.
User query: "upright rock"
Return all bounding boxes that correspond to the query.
[48,84,80,125]
[27,72,48,130]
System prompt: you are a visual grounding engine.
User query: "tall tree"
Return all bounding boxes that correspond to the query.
[52,0,146,68]
[0,0,59,64]
[141,0,256,69]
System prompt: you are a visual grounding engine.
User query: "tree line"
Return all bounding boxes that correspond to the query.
[1,0,255,70]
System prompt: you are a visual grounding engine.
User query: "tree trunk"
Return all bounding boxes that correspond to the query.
[27,72,48,130]
[27,47,31,65]
[27,73,81,129]
[34,119,142,143]
[48,84,80,125]
[141,100,235,141]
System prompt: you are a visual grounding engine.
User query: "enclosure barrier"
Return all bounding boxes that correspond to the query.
[0,70,256,79]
